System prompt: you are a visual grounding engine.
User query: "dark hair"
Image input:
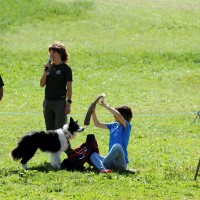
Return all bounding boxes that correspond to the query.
[48,41,69,63]
[115,106,133,122]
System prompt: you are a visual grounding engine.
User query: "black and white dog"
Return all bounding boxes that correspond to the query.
[11,117,84,170]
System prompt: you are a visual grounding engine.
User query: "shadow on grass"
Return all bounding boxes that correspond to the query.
[0,162,56,177]
[1,163,137,177]
[78,166,138,176]
[118,169,137,175]
[28,162,56,172]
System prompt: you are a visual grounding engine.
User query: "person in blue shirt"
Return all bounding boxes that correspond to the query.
[90,98,133,173]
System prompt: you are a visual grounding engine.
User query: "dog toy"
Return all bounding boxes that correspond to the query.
[84,94,105,126]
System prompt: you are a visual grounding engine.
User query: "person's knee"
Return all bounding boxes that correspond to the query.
[90,152,98,160]
[112,143,123,151]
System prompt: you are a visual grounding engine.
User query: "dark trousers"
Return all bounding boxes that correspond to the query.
[43,99,66,130]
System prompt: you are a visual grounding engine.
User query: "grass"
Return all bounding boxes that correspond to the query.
[0,0,200,199]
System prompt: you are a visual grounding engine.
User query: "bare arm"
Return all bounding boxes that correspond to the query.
[92,110,108,129]
[40,62,51,87]
[100,99,127,128]
[66,81,72,101]
[65,81,72,114]
[40,72,48,87]
[0,87,3,101]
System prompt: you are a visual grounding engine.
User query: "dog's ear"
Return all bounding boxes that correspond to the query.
[76,120,78,123]
[70,117,73,122]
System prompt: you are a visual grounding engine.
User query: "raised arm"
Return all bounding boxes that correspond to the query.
[40,62,51,87]
[92,110,108,129]
[99,99,126,128]
[40,72,48,87]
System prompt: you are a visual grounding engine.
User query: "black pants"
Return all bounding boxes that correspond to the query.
[43,99,67,130]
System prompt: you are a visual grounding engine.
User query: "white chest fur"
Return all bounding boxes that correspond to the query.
[56,129,69,152]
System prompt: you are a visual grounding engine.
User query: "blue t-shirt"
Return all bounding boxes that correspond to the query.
[107,121,131,163]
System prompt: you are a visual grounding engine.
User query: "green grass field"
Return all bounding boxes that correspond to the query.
[0,0,200,199]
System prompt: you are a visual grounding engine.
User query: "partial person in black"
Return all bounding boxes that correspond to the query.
[40,41,73,130]
[0,75,4,101]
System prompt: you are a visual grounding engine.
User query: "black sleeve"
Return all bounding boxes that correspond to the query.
[65,65,73,82]
[0,75,4,87]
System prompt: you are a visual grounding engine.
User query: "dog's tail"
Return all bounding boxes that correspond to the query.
[10,132,36,161]
[11,145,24,161]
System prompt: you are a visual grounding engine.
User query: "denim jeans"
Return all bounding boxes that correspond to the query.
[90,143,127,171]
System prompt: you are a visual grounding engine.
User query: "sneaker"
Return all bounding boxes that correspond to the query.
[126,168,136,173]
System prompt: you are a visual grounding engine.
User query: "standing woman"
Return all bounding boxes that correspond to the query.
[0,74,4,101]
[40,41,73,130]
